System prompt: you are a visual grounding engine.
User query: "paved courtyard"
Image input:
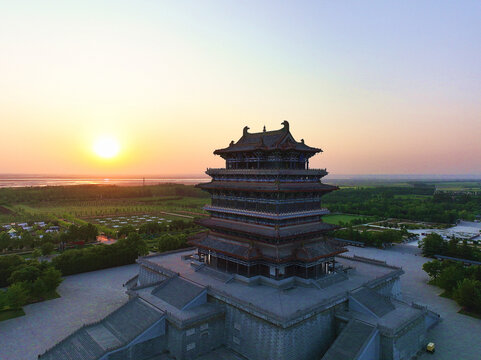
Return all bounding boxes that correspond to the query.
[1,244,480,360]
[0,264,138,360]
[346,244,481,360]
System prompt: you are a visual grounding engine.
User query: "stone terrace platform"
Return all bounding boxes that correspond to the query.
[139,250,403,327]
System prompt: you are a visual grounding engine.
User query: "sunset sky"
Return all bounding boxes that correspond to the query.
[1,1,480,176]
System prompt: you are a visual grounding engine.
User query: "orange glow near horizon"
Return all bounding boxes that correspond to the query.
[0,2,480,177]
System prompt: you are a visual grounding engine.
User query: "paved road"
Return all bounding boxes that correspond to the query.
[0,264,138,360]
[346,244,481,360]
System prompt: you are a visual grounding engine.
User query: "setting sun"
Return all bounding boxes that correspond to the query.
[93,136,120,159]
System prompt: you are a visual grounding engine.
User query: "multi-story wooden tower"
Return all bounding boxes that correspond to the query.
[189,121,346,279]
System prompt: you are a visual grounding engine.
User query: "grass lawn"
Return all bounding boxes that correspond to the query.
[323,214,373,225]
[11,196,210,220]
[0,308,25,322]
[394,194,432,200]
[433,181,481,192]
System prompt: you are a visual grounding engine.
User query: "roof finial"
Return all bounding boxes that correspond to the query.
[230,140,234,146]
[243,126,250,136]
[301,139,304,144]
[263,125,266,132]
[281,120,289,131]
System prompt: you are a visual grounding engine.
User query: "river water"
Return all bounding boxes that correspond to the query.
[0,175,208,188]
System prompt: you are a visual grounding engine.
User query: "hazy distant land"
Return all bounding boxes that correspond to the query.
[0,174,480,189]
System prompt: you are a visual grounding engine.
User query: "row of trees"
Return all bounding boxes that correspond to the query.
[59,223,98,243]
[0,223,99,253]
[323,186,481,224]
[0,183,207,204]
[0,256,63,310]
[333,227,406,248]
[0,230,59,253]
[423,260,481,314]
[418,233,481,261]
[116,219,200,253]
[156,233,189,253]
[52,233,148,276]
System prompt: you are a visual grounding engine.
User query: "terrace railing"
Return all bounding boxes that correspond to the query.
[206,168,328,175]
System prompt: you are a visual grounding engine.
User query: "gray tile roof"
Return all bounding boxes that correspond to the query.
[39,298,163,360]
[85,324,121,351]
[196,217,337,239]
[351,287,395,318]
[152,276,205,310]
[198,181,337,192]
[191,233,260,259]
[39,328,105,360]
[296,240,347,260]
[103,298,162,343]
[321,319,376,360]
[213,121,321,155]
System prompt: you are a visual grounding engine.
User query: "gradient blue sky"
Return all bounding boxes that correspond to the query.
[1,1,480,175]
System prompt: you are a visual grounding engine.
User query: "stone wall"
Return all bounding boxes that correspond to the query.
[392,316,425,360]
[223,302,338,360]
[138,265,168,286]
[166,315,225,360]
[380,316,425,360]
[372,277,402,300]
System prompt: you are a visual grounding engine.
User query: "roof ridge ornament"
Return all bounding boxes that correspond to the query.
[281,120,289,131]
[263,125,266,132]
[243,126,250,136]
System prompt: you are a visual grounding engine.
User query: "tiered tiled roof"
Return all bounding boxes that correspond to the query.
[191,231,346,262]
[190,232,261,260]
[213,121,321,155]
[196,217,337,240]
[198,181,338,193]
[39,298,164,360]
[295,240,348,261]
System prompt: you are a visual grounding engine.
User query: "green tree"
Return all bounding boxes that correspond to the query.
[32,248,42,259]
[5,283,28,309]
[41,233,53,245]
[8,264,41,285]
[0,290,7,309]
[41,242,55,256]
[119,232,148,257]
[0,255,25,287]
[30,278,47,299]
[40,267,63,293]
[437,264,466,294]
[0,232,10,252]
[20,231,35,249]
[418,233,445,257]
[422,260,445,281]
[117,225,136,238]
[453,278,481,313]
